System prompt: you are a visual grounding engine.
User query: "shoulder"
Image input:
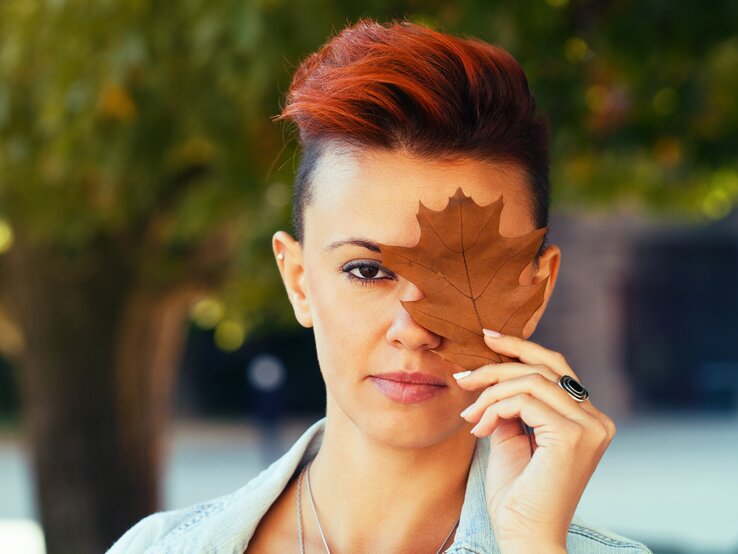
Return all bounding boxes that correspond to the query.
[566,515,653,553]
[105,491,239,553]
[106,418,327,553]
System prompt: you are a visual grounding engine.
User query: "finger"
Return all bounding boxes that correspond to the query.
[460,372,598,426]
[453,361,560,392]
[453,360,601,420]
[470,393,583,443]
[482,330,580,381]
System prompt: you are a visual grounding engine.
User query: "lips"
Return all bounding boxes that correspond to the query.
[369,370,447,404]
[370,370,446,385]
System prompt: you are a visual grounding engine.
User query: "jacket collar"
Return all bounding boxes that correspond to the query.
[140,416,645,553]
[218,416,499,553]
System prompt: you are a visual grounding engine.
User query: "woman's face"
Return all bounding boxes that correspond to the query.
[274,145,559,449]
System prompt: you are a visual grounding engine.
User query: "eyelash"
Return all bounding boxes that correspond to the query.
[341,261,396,287]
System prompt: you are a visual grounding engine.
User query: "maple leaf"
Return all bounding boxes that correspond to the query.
[377,187,549,370]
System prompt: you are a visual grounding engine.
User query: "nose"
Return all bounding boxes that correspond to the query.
[385,279,442,351]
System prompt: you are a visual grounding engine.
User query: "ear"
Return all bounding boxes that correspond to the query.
[272,230,313,328]
[522,244,561,338]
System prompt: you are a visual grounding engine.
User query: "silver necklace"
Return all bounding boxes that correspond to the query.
[296,459,460,554]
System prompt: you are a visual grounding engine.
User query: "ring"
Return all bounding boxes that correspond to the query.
[558,375,589,402]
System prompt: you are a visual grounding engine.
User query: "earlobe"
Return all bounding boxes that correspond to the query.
[272,230,314,328]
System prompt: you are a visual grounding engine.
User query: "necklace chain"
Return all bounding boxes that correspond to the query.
[296,459,460,554]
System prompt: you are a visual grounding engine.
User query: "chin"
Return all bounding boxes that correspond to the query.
[325,380,469,448]
[353,400,466,449]
[372,419,462,449]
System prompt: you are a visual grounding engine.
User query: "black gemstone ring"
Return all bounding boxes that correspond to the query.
[558,375,590,402]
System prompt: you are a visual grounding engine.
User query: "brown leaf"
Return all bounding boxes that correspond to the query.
[377,187,549,370]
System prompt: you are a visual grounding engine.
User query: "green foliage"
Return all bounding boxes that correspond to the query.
[442,1,738,218]
[1,0,283,242]
[1,0,737,336]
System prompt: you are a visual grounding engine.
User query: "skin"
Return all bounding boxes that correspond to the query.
[248,144,615,553]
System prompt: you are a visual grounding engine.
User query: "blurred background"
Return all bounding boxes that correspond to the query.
[1,1,737,553]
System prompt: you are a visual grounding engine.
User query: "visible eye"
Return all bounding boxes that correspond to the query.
[341,260,395,286]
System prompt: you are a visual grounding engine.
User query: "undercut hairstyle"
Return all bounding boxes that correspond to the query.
[274,18,551,263]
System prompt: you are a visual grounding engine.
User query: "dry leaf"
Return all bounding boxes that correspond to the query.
[377,187,549,370]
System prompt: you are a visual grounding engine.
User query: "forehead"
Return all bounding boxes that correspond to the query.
[304,145,535,249]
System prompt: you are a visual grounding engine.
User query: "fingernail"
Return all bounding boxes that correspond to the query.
[453,370,472,380]
[460,404,474,418]
[469,423,480,435]
[483,328,502,337]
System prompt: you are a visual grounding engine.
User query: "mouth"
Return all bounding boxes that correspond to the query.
[370,370,446,385]
[369,371,447,404]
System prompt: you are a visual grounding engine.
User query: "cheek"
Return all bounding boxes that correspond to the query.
[306,270,392,372]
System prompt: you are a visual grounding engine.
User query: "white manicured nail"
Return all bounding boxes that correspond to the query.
[453,370,472,380]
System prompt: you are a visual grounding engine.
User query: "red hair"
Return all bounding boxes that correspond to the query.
[275,18,551,256]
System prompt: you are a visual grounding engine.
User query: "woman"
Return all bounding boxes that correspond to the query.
[109,18,652,554]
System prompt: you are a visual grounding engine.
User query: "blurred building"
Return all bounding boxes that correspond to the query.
[536,207,738,419]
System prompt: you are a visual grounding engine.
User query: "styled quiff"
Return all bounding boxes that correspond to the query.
[274,18,551,259]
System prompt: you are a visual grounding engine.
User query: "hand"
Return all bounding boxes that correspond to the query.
[453,330,616,553]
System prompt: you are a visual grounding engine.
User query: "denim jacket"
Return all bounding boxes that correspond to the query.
[108,417,652,553]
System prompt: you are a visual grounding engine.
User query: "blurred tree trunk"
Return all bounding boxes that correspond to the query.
[1,236,196,553]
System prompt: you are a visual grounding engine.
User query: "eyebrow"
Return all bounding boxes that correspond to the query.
[324,237,381,253]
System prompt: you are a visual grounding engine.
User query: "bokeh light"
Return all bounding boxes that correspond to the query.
[0,219,13,254]
[189,297,225,329]
[214,319,246,351]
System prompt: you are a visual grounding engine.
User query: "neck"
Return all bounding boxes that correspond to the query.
[303,397,477,553]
